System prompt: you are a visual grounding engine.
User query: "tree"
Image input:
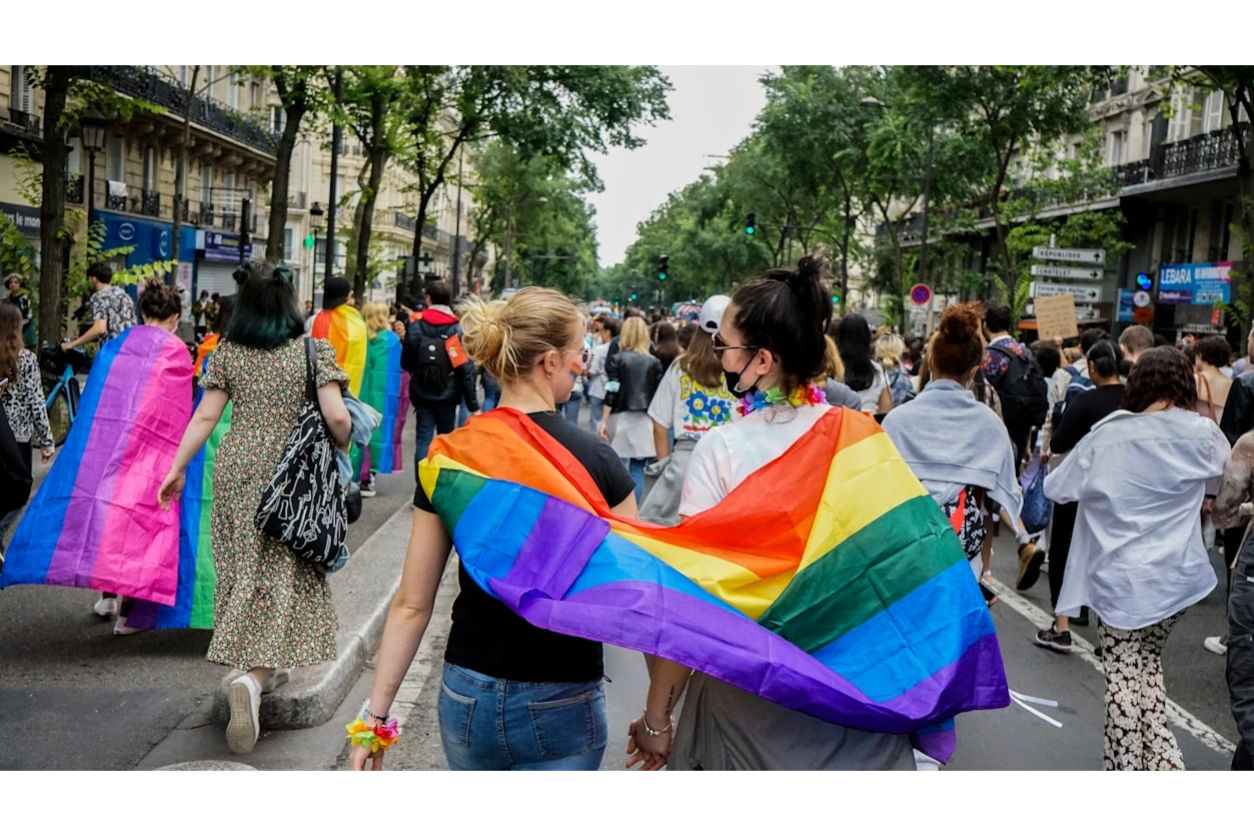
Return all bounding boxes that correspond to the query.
[245,66,328,263]
[396,65,671,299]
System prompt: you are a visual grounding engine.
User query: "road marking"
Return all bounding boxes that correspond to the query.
[988,576,1236,757]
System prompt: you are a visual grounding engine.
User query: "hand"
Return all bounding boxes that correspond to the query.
[1038,450,1051,465]
[40,447,54,463]
[157,469,186,511]
[60,340,74,352]
[1052,335,1063,348]
[348,744,386,771]
[625,714,672,771]
[598,421,609,442]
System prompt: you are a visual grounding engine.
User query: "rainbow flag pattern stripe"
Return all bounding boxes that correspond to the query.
[357,329,407,477]
[311,305,367,397]
[419,408,1008,762]
[1,327,192,604]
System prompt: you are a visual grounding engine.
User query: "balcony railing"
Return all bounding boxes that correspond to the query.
[140,189,161,217]
[221,211,238,231]
[423,222,438,242]
[394,211,417,232]
[105,192,128,211]
[1157,124,1249,179]
[200,203,215,227]
[76,66,276,157]
[66,175,84,205]
[6,108,41,135]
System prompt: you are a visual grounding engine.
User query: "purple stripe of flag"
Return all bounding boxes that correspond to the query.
[498,496,608,604]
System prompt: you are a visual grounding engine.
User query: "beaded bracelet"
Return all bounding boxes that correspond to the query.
[641,711,674,737]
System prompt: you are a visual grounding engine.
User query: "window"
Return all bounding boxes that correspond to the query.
[1106,131,1125,166]
[269,105,286,135]
[1203,90,1225,133]
[228,72,239,109]
[223,173,236,212]
[67,137,81,176]
[10,65,33,112]
[143,147,156,191]
[200,164,213,204]
[106,136,125,182]
[250,82,261,110]
[179,65,189,86]
[1167,86,1192,143]
[284,227,294,256]
[203,65,216,99]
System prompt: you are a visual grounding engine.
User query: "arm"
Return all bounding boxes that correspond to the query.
[1212,433,1254,529]
[158,389,229,510]
[652,420,671,460]
[457,354,481,413]
[351,507,454,770]
[876,385,894,415]
[22,353,53,454]
[1042,444,1087,505]
[1220,377,1251,446]
[62,319,106,350]
[316,382,353,450]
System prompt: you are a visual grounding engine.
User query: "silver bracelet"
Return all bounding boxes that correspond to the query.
[641,711,673,737]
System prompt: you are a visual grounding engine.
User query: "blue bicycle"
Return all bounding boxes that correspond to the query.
[40,345,91,446]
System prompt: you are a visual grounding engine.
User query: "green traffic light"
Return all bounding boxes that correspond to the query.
[658,272,667,281]
[831,294,841,304]
[745,226,755,236]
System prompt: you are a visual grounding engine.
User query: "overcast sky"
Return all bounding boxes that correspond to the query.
[587,65,775,267]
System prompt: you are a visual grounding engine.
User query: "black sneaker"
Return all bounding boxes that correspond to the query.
[1070,607,1090,627]
[1033,627,1072,653]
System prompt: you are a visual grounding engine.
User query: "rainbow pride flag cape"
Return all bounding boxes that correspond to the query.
[311,305,367,398]
[1,327,192,604]
[420,407,1009,762]
[357,328,406,477]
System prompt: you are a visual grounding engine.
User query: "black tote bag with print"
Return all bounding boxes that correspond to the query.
[255,338,347,572]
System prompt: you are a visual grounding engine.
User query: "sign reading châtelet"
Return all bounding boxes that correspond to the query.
[1032,246,1105,264]
[1030,264,1103,281]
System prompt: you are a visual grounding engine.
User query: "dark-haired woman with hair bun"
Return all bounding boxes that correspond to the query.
[1044,346,1229,770]
[634,256,920,771]
[834,313,894,415]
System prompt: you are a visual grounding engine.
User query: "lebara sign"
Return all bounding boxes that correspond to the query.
[1159,262,1232,305]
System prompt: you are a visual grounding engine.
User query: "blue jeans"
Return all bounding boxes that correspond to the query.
[587,396,604,429]
[414,400,459,476]
[482,378,500,412]
[622,457,653,504]
[438,663,607,770]
[561,396,582,425]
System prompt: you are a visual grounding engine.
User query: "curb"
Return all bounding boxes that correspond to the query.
[210,503,412,730]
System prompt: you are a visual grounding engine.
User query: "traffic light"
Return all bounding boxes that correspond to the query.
[745,212,756,236]
[657,254,669,281]
[630,292,638,301]
[831,291,841,305]
[1135,272,1152,291]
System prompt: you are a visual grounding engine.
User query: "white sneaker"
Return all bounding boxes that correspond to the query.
[359,480,377,498]
[93,596,118,618]
[226,674,262,754]
[1204,636,1228,656]
[112,617,149,636]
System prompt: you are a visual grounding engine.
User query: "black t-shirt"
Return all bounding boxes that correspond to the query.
[413,410,635,683]
[1050,384,1125,455]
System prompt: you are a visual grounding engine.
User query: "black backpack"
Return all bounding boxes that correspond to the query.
[411,325,454,397]
[988,342,1049,433]
[0,393,34,518]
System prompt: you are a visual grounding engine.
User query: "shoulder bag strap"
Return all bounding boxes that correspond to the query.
[304,336,318,403]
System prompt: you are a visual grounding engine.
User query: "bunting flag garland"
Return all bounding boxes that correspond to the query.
[0,327,192,604]
[311,304,367,397]
[419,407,1009,763]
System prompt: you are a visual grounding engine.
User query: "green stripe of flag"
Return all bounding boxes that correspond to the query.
[429,468,486,532]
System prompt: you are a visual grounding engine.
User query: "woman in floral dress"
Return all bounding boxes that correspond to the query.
[159,263,352,755]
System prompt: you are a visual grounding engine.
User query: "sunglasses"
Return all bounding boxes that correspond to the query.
[712,333,757,355]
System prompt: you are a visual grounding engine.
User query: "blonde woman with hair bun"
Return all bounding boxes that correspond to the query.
[352,286,639,772]
[875,333,916,407]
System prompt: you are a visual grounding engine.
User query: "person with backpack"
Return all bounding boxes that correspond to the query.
[980,302,1048,472]
[402,280,479,473]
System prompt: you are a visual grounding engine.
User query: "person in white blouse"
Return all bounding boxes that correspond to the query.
[1044,346,1230,771]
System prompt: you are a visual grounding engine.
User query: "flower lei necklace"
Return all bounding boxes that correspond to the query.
[736,382,825,416]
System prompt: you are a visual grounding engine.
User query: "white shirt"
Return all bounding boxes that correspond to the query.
[647,362,737,443]
[587,341,610,400]
[680,403,830,516]
[852,361,891,413]
[1043,407,1229,630]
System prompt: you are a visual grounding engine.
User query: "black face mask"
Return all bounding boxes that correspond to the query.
[724,352,761,396]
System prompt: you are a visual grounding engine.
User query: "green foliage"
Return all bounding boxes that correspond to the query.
[0,214,36,277]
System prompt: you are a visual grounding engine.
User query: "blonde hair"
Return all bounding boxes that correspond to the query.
[821,335,845,382]
[620,316,650,354]
[1063,346,1082,364]
[460,287,583,382]
[362,301,389,339]
[875,334,906,370]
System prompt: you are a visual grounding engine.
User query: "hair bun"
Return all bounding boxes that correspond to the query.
[272,264,294,284]
[938,302,982,342]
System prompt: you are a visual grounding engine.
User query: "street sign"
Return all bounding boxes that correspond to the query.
[1029,282,1101,303]
[1132,290,1151,308]
[1030,264,1104,281]
[1133,306,1154,324]
[909,283,932,306]
[1031,246,1105,264]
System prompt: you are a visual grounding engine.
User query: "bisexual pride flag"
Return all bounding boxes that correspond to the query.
[1,326,192,604]
[357,328,407,478]
[419,407,1009,762]
[311,304,367,398]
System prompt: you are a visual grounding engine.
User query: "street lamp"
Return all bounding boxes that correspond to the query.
[502,195,547,290]
[861,97,935,334]
[79,108,109,228]
[309,202,324,309]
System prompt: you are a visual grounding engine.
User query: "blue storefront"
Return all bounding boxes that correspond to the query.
[97,210,198,267]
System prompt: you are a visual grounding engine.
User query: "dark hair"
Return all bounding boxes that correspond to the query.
[0,301,21,384]
[677,322,696,351]
[211,293,220,302]
[982,302,1012,334]
[1031,340,1062,377]
[138,280,182,322]
[211,294,235,334]
[1122,346,1197,413]
[1086,339,1120,382]
[1080,328,1109,355]
[86,263,113,285]
[653,322,680,371]
[834,312,876,391]
[906,337,925,372]
[731,255,832,391]
[930,303,985,378]
[225,262,305,350]
[425,280,452,307]
[1197,335,1231,369]
[599,315,621,339]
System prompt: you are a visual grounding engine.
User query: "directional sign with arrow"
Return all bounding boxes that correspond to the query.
[1029,282,1102,302]
[1032,246,1105,264]
[1030,265,1104,281]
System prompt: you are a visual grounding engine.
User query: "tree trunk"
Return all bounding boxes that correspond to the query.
[344,159,370,286]
[409,184,439,301]
[171,65,200,264]
[352,92,389,300]
[265,68,308,263]
[38,67,72,345]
